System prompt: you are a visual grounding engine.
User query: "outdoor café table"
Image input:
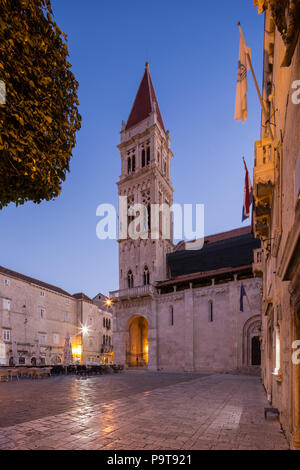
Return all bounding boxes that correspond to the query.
[7,369,19,381]
[27,367,40,379]
[30,367,52,379]
[0,369,9,382]
[43,367,52,377]
[17,367,28,378]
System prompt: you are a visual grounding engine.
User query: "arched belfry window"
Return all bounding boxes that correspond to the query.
[143,266,150,285]
[127,270,134,288]
[142,149,146,167]
[146,146,150,165]
[127,149,135,174]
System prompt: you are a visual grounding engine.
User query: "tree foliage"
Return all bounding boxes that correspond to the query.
[0,0,82,208]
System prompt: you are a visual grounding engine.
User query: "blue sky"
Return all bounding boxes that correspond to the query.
[0,0,264,297]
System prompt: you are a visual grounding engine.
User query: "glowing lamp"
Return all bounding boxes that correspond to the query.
[72,345,82,356]
[81,325,89,335]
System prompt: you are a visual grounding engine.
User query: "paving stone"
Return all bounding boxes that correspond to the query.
[0,371,289,450]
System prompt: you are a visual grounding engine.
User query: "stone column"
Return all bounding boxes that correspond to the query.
[113,331,126,366]
[184,284,194,371]
[148,298,158,370]
[148,327,157,371]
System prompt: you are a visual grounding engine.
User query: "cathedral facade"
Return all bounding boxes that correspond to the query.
[110,63,262,372]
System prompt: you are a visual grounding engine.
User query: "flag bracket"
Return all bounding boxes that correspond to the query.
[237,22,275,142]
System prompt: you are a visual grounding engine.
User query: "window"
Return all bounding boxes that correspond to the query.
[108,336,111,345]
[3,299,10,310]
[65,299,70,304]
[2,329,11,342]
[141,149,146,167]
[143,266,150,285]
[89,316,93,325]
[103,317,106,328]
[4,279,10,286]
[132,154,136,172]
[103,335,105,345]
[169,306,174,326]
[40,308,45,319]
[19,357,25,365]
[127,157,131,174]
[274,325,281,375]
[208,300,213,322]
[53,334,59,345]
[127,270,134,288]
[147,204,151,231]
[64,312,70,322]
[40,291,45,297]
[146,146,150,165]
[39,334,46,345]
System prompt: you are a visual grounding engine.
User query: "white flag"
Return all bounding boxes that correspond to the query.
[235,34,251,122]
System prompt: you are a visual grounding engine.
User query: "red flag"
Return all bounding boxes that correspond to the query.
[242,157,253,221]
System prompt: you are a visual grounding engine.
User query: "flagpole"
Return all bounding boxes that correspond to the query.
[237,22,274,142]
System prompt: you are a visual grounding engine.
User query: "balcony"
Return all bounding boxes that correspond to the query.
[109,284,154,300]
[253,138,276,238]
[253,248,264,277]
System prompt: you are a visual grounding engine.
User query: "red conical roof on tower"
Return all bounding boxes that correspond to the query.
[125,62,165,133]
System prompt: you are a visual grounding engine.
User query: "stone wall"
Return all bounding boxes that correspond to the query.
[254,6,300,449]
[0,271,112,365]
[113,276,262,373]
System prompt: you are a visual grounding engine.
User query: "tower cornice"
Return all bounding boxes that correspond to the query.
[117,166,174,194]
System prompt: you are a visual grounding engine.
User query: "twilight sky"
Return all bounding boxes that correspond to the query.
[0,0,264,297]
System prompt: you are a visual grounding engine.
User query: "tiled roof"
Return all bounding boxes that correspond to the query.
[174,226,252,252]
[72,292,92,302]
[0,265,72,297]
[125,63,165,132]
[167,228,261,278]
[157,265,253,287]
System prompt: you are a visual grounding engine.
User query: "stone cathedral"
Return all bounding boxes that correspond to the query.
[110,63,262,372]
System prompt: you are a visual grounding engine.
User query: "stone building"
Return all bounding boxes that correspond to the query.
[110,63,262,373]
[0,265,113,365]
[252,0,300,449]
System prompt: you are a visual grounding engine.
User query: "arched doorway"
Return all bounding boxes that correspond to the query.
[243,315,261,367]
[251,336,261,365]
[126,316,149,367]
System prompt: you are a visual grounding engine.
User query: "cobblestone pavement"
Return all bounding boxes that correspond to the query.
[0,371,289,450]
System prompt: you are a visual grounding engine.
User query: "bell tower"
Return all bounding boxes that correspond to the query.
[117,62,174,290]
